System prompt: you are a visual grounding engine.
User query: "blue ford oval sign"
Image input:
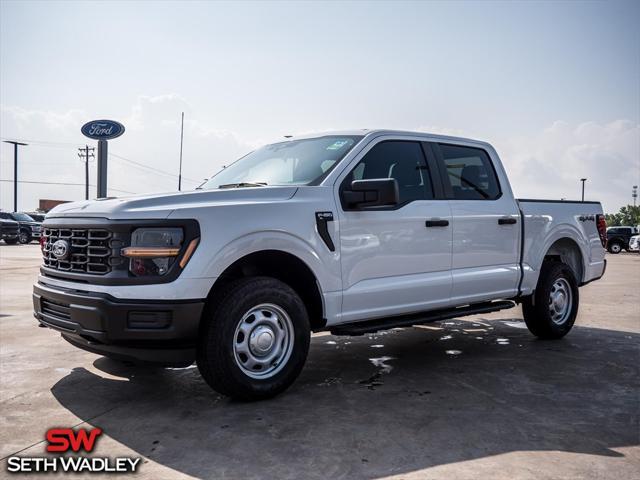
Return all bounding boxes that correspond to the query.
[81,120,125,140]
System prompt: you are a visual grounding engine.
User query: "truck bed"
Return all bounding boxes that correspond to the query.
[517,198,606,296]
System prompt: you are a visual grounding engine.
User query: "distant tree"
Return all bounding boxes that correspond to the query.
[605,205,640,227]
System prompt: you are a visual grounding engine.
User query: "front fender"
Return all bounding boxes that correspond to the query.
[201,230,341,294]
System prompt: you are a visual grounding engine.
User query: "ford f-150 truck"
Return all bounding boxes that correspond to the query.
[33,130,607,400]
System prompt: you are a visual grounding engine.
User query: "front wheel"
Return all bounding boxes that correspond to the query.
[18,230,32,244]
[522,261,579,339]
[197,276,310,400]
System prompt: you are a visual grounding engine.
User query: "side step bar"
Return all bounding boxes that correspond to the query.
[330,300,516,336]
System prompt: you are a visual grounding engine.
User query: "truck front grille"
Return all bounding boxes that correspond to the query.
[43,228,112,274]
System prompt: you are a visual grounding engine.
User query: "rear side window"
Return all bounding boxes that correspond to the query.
[345,141,434,204]
[438,144,500,200]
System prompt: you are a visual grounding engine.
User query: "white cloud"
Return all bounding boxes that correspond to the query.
[2,98,638,213]
[494,120,639,212]
[0,96,256,210]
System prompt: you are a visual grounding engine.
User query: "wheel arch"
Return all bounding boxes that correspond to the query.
[205,249,326,331]
[542,237,585,284]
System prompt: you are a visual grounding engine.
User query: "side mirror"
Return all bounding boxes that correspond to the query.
[342,178,399,209]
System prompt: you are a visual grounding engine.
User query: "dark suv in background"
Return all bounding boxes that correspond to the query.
[0,217,20,244]
[606,226,639,254]
[0,212,42,244]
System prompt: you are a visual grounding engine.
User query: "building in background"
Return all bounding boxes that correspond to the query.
[39,199,70,212]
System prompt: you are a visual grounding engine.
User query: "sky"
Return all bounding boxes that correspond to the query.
[1,0,639,213]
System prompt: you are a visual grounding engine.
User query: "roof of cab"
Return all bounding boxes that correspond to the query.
[289,129,493,149]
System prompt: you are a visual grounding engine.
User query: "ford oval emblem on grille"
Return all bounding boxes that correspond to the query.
[52,239,70,260]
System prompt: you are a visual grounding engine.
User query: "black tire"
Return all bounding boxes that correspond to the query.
[522,261,579,339]
[3,238,18,245]
[197,276,310,400]
[607,241,622,254]
[18,230,32,244]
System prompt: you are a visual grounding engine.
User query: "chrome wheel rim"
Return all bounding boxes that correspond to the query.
[611,244,621,253]
[19,232,28,243]
[233,303,294,379]
[548,277,572,325]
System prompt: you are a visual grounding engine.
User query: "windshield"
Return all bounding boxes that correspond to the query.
[201,135,363,189]
[11,213,35,222]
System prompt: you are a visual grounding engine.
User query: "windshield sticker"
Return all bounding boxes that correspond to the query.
[326,140,350,150]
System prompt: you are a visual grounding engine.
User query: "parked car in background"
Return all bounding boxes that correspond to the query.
[606,226,639,254]
[628,235,640,253]
[25,212,46,223]
[0,212,42,244]
[0,217,20,244]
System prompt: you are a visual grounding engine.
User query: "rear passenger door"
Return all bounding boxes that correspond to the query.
[337,139,452,323]
[432,142,521,304]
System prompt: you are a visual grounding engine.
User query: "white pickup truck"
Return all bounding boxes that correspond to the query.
[33,130,608,399]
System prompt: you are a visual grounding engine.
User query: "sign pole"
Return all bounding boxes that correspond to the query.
[81,120,124,198]
[97,140,108,198]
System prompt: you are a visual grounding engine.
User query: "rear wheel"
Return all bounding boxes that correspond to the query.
[197,276,310,400]
[522,261,579,339]
[607,242,622,254]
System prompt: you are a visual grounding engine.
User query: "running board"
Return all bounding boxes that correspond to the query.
[329,300,516,336]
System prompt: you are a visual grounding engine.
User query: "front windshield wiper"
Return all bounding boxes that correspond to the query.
[218,182,268,189]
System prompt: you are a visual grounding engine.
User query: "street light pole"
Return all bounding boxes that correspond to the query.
[3,140,28,212]
[580,178,587,202]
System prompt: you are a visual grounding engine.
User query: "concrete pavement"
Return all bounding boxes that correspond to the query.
[1,245,638,479]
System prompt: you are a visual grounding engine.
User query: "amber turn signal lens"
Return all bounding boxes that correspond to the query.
[179,238,199,268]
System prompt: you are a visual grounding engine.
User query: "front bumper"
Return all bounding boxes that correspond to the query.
[33,282,204,365]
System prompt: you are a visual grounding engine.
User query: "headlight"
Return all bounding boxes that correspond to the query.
[122,228,184,276]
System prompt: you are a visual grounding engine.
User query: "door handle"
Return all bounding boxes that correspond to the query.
[425,219,449,227]
[498,217,517,225]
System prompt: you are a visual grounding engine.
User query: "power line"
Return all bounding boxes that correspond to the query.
[2,136,202,192]
[2,136,201,184]
[110,152,200,184]
[0,137,83,147]
[0,179,135,194]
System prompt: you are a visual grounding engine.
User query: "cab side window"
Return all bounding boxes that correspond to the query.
[438,144,500,200]
[345,141,434,204]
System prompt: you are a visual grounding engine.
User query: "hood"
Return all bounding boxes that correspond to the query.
[46,187,299,220]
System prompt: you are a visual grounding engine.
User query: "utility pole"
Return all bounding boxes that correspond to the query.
[2,140,28,212]
[580,178,587,202]
[633,185,638,207]
[178,111,184,191]
[78,145,95,200]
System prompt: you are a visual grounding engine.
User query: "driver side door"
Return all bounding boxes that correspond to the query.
[336,138,452,324]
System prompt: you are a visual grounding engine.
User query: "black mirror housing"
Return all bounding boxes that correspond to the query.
[343,178,399,209]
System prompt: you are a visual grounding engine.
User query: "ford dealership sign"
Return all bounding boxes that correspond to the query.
[81,120,125,140]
